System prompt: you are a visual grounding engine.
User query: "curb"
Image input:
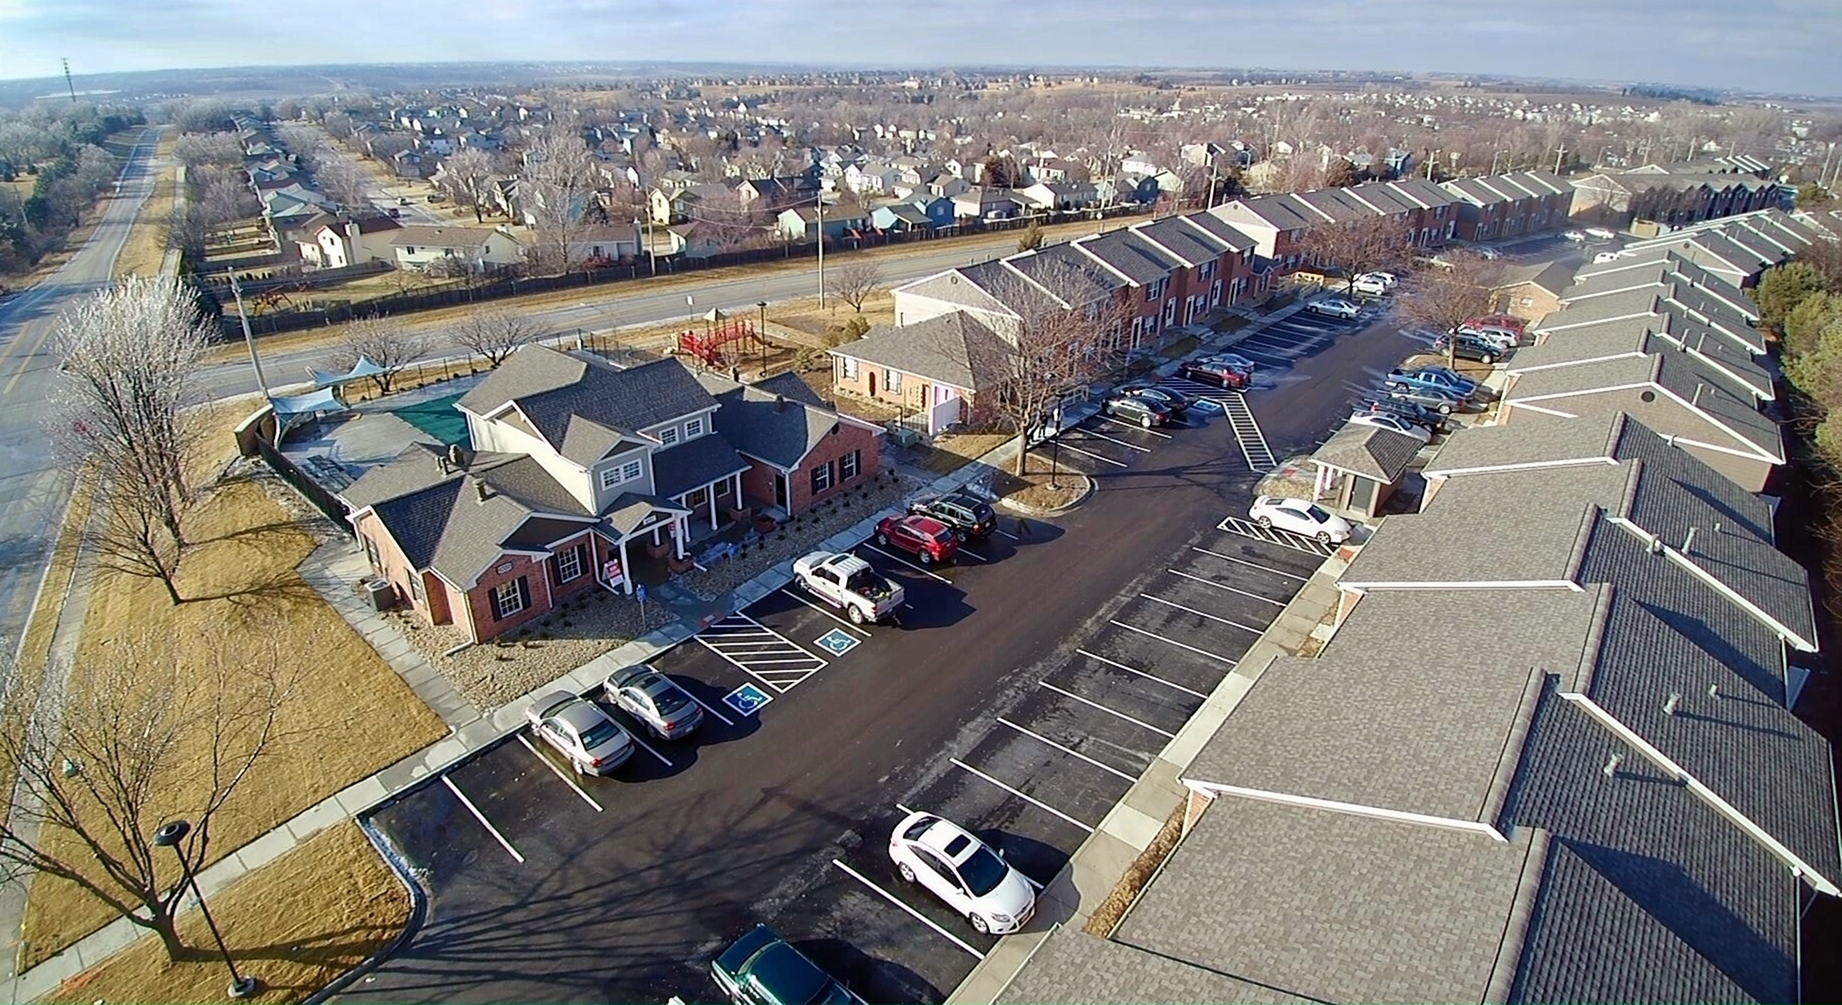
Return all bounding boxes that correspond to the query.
[303,817,430,1005]
[998,474,1095,517]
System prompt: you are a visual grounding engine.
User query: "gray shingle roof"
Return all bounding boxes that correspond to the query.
[891,268,1017,316]
[1186,587,1605,821]
[834,312,1013,390]
[1002,243,1129,304]
[695,371,864,470]
[1505,352,1782,461]
[649,434,749,500]
[1510,319,1772,402]
[1210,194,1320,233]
[1114,794,1548,1004]
[1129,216,1223,265]
[1175,209,1257,251]
[1071,229,1181,286]
[997,928,1313,1005]
[1563,256,1758,321]
[1310,423,1422,481]
[459,348,719,466]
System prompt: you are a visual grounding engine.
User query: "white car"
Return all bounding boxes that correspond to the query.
[1345,411,1433,444]
[526,691,635,775]
[1593,250,1625,264]
[1584,226,1617,241]
[1474,246,1503,260]
[1306,297,1361,319]
[1350,275,1389,298]
[1248,496,1353,545]
[1561,230,1587,243]
[889,812,1036,935]
[1354,271,1397,289]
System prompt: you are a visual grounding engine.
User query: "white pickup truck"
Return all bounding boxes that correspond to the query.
[792,551,904,625]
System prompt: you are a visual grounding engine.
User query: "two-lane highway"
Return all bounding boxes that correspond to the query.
[0,126,164,651]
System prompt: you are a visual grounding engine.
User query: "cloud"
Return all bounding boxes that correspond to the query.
[1,0,1837,94]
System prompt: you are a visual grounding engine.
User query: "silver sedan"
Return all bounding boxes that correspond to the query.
[605,664,705,740]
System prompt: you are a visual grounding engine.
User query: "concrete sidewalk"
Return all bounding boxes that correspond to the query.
[3,297,1311,1004]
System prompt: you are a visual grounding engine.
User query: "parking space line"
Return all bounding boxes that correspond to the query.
[696,613,828,692]
[997,717,1137,782]
[955,545,989,562]
[1139,593,1268,634]
[993,528,1020,541]
[1053,441,1130,468]
[1108,620,1241,667]
[628,731,673,767]
[895,801,917,816]
[950,758,1097,833]
[442,776,525,863]
[1165,568,1290,606]
[517,735,604,811]
[831,859,987,960]
[1038,681,1176,739]
[1074,428,1152,452]
[1190,546,1311,582]
[1074,648,1209,699]
[1095,414,1172,438]
[779,587,873,636]
[684,692,736,727]
[860,542,954,582]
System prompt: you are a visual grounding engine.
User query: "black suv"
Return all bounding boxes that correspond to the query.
[907,492,997,539]
[1101,391,1173,428]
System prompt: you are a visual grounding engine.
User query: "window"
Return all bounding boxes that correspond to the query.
[659,426,679,446]
[491,578,526,620]
[841,357,859,379]
[811,460,834,495]
[409,573,427,609]
[885,369,903,393]
[841,449,860,480]
[1163,299,1177,326]
[404,246,416,255]
[686,417,704,437]
[1144,279,1164,302]
[621,460,642,483]
[599,466,622,489]
[362,534,381,572]
[557,546,583,583]
[1199,260,1215,280]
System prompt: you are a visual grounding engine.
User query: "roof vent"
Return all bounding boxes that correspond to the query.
[448,443,465,469]
[1602,752,1623,779]
[1708,683,1722,700]
[774,395,787,412]
[1663,692,1681,716]
[1648,534,1663,555]
[1682,527,1697,553]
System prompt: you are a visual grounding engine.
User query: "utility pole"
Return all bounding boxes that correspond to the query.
[61,58,76,102]
[228,273,272,399]
[815,194,826,309]
[1554,146,1567,174]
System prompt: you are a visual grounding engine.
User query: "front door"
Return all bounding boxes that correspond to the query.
[868,371,878,397]
[774,473,788,510]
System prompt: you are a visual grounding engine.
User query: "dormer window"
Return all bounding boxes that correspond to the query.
[660,426,680,446]
[686,417,704,438]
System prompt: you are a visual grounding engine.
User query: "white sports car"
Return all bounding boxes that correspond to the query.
[1248,496,1354,545]
[889,812,1036,935]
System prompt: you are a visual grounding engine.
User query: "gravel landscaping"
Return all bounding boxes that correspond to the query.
[678,470,915,601]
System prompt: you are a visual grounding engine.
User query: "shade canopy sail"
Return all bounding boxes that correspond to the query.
[306,356,385,388]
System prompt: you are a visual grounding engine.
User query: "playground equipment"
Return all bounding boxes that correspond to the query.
[676,314,770,368]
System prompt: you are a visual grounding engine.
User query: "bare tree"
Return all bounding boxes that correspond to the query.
[434,148,501,224]
[973,261,1135,475]
[521,136,601,273]
[313,152,372,212]
[825,259,883,313]
[48,276,209,578]
[0,631,295,961]
[334,317,427,395]
[1396,251,1505,366]
[449,304,542,367]
[164,203,212,261]
[1299,215,1414,294]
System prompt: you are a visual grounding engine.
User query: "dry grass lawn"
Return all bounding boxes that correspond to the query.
[110,131,178,280]
[43,822,409,1005]
[995,457,1089,512]
[19,411,446,968]
[920,431,1013,474]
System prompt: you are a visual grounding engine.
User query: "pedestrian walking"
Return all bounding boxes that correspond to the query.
[1015,515,1032,538]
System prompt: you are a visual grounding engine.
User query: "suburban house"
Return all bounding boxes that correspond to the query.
[302,215,402,269]
[392,149,433,179]
[559,223,641,263]
[341,349,879,642]
[1017,181,1099,212]
[390,225,525,272]
[1568,168,1783,227]
[774,203,871,243]
[1490,259,1574,322]
[830,311,1009,434]
[950,187,1022,221]
[995,412,1835,1004]
[1438,171,1572,241]
[1205,193,1322,272]
[261,184,336,229]
[870,203,934,232]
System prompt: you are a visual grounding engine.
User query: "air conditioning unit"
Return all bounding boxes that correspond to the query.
[889,426,920,448]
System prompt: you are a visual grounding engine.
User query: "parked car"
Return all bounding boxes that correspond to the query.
[909,492,998,539]
[711,924,860,1005]
[1358,397,1451,434]
[1305,297,1361,319]
[1248,496,1353,545]
[875,515,960,565]
[1386,366,1480,399]
[1359,271,1399,289]
[1387,383,1466,415]
[1345,411,1433,444]
[1584,226,1617,241]
[396,196,411,206]
[1350,275,1389,298]
[1455,324,1520,350]
[1463,314,1527,336]
[1592,250,1625,264]
[793,551,904,624]
[525,691,634,775]
[1202,352,1257,375]
[1561,229,1587,243]
[1474,246,1503,260]
[889,811,1036,935]
[1433,332,1507,365]
[425,192,445,203]
[604,664,705,740]
[386,208,402,219]
[1178,357,1249,389]
[1102,390,1173,427]
[1122,383,1195,416]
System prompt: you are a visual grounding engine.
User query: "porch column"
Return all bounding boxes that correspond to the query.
[708,485,718,530]
[733,471,742,510]
[617,535,632,595]
[674,515,687,559]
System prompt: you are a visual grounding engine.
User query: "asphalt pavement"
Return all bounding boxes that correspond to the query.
[352,299,1423,1004]
[0,126,164,651]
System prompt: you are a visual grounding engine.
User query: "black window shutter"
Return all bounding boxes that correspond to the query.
[517,576,531,612]
[488,585,505,621]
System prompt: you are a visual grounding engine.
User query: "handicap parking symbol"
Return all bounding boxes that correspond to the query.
[723,683,773,717]
[814,628,861,656]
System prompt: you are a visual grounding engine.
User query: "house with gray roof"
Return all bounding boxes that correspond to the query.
[1306,423,1423,518]
[1500,351,1783,490]
[342,347,878,641]
[1509,316,1773,404]
[1560,253,1759,323]
[829,311,1013,434]
[1533,287,1765,356]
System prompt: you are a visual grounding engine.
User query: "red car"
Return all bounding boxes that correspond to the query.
[1178,358,1250,389]
[1462,313,1526,335]
[874,515,960,566]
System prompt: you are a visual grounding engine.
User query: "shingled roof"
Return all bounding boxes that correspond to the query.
[832,311,1014,391]
[1309,423,1422,482]
[457,348,720,466]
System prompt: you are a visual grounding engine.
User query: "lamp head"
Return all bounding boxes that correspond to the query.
[152,820,191,848]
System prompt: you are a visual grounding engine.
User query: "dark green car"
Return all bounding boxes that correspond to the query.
[711,924,860,1005]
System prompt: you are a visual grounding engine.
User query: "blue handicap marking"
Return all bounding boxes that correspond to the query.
[723,683,773,717]
[814,628,860,656]
[1188,398,1225,415]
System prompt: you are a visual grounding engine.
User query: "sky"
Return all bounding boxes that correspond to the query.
[2,0,1839,96]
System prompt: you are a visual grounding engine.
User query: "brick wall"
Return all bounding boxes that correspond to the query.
[789,420,881,513]
[466,552,554,642]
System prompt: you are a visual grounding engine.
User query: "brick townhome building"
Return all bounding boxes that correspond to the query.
[341,348,879,642]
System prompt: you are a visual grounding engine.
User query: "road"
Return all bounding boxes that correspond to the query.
[351,305,1419,1003]
[199,236,1032,400]
[0,126,164,650]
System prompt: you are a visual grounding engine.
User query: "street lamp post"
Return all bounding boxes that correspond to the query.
[151,820,260,1000]
[756,300,768,376]
[815,195,826,309]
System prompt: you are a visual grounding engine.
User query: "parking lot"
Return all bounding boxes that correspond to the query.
[352,297,1418,1005]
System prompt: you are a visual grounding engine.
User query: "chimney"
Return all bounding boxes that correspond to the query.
[474,481,488,504]
[1663,692,1681,716]
[774,395,786,412]
[448,443,465,470]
